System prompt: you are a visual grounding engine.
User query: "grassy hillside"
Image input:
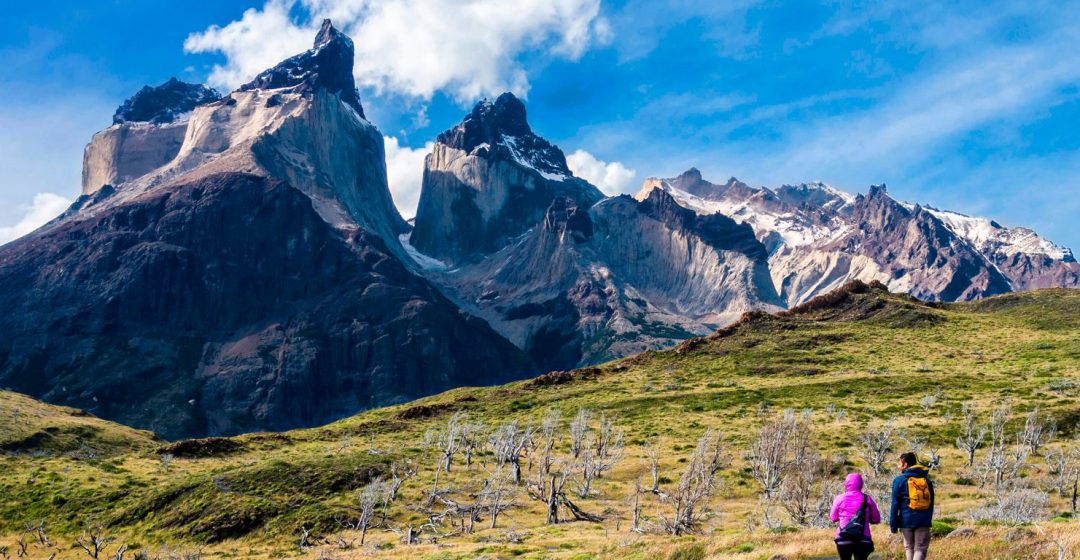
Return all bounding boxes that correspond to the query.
[1,282,1078,559]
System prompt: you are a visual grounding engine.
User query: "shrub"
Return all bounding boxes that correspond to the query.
[669,542,706,560]
[931,520,956,537]
[967,489,1049,526]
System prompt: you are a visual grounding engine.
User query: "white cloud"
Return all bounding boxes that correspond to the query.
[383,136,433,219]
[185,0,609,101]
[0,193,71,245]
[184,0,314,91]
[566,149,637,195]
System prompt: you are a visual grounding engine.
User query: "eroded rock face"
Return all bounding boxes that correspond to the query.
[635,171,1075,306]
[78,21,406,253]
[82,121,188,196]
[431,190,781,370]
[82,78,221,196]
[410,93,604,264]
[0,173,534,439]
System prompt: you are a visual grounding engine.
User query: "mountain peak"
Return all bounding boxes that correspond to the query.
[313,19,349,49]
[678,167,703,183]
[112,78,220,125]
[238,18,364,117]
[437,92,533,151]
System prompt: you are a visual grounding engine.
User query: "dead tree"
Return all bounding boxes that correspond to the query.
[590,413,625,479]
[356,479,386,545]
[1045,443,1080,499]
[644,442,662,493]
[747,411,809,498]
[75,525,114,559]
[491,421,532,484]
[1021,406,1056,456]
[434,412,466,472]
[480,465,517,529]
[570,408,592,459]
[534,408,561,489]
[460,418,486,468]
[657,429,726,535]
[955,402,986,467]
[778,448,832,526]
[856,420,896,477]
[979,403,1011,489]
[24,520,50,548]
[382,460,415,521]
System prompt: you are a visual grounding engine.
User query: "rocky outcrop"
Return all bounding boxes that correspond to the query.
[410,93,604,263]
[113,78,221,125]
[639,171,1051,305]
[0,173,534,439]
[79,21,406,252]
[429,188,782,370]
[239,19,364,117]
[82,78,220,196]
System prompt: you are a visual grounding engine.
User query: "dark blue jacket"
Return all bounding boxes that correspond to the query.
[890,466,934,531]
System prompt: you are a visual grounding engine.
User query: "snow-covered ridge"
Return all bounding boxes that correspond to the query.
[927,207,1073,261]
[635,177,849,248]
[500,135,569,182]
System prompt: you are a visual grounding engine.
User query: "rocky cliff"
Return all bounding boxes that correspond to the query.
[1,22,535,438]
[410,93,604,264]
[0,173,532,438]
[637,171,1076,305]
[79,20,407,252]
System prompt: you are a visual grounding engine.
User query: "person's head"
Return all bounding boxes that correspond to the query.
[844,472,864,492]
[898,452,919,470]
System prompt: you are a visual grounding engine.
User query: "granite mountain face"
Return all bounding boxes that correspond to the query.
[409,92,605,264]
[635,170,1077,306]
[0,21,534,439]
[1,20,1077,438]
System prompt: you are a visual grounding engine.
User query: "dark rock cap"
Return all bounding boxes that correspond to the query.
[238,19,365,118]
[437,92,532,150]
[113,78,221,125]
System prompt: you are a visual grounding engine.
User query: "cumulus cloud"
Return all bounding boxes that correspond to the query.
[0,193,71,245]
[565,149,637,195]
[184,0,314,91]
[383,136,433,219]
[185,0,609,101]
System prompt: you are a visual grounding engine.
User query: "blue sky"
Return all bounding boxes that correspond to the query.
[1,0,1078,249]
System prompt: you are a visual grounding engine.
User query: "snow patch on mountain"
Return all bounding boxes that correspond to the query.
[927,207,1073,261]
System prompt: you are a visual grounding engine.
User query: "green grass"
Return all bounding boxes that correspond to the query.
[0,286,1077,558]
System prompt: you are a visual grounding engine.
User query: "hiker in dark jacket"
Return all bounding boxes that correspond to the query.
[890,452,935,560]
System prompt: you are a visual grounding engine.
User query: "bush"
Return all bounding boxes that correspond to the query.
[931,520,956,537]
[954,476,975,485]
[967,489,1049,526]
[669,542,706,560]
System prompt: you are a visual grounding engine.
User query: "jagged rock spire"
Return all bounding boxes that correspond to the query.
[239,19,364,117]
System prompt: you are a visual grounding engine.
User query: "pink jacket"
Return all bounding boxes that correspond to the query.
[830,472,881,540]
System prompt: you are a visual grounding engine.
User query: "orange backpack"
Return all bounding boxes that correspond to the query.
[907,476,931,510]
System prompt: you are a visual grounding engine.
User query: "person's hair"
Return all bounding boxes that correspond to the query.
[899,452,918,467]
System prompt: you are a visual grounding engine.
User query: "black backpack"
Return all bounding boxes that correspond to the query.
[838,494,870,542]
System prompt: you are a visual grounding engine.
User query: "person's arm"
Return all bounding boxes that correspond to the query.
[890,477,902,532]
[868,496,882,525]
[830,494,841,523]
[928,476,935,520]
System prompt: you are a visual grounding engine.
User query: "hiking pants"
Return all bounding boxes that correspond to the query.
[900,527,931,560]
[836,540,873,560]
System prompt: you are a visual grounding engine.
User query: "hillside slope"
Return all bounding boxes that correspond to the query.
[0,284,1077,559]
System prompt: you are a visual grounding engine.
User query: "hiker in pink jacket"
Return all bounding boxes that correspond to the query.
[830,472,881,560]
